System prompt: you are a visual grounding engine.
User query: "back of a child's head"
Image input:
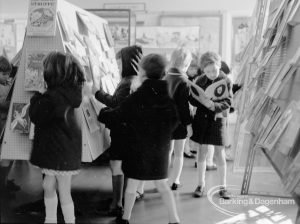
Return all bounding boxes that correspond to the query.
[43,51,85,89]
[169,48,192,70]
[0,56,12,73]
[140,54,166,80]
[200,51,221,70]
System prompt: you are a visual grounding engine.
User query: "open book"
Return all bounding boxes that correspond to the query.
[189,78,229,108]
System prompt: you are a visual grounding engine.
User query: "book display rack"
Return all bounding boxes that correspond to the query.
[0,0,119,162]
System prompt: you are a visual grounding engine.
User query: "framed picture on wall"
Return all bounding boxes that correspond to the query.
[87,9,135,49]
[135,26,200,50]
[159,13,222,55]
[231,16,251,67]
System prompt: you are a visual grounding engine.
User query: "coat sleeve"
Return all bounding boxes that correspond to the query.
[29,92,56,126]
[95,83,130,108]
[212,79,233,113]
[98,93,135,129]
[176,82,192,125]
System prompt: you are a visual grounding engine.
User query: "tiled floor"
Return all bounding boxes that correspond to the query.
[1,154,298,224]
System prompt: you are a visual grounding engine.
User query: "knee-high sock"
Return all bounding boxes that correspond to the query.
[44,193,58,223]
[122,192,136,220]
[206,146,214,166]
[61,202,75,224]
[197,161,206,187]
[218,165,227,188]
[111,175,124,208]
[172,156,183,184]
[160,190,180,223]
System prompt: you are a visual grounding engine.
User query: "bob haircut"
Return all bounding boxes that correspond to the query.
[199,51,221,70]
[0,56,12,73]
[140,54,167,80]
[43,52,85,89]
[169,48,192,70]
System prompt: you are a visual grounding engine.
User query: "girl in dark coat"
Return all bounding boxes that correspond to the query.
[29,52,85,223]
[189,52,232,200]
[92,45,143,216]
[99,54,180,224]
[164,48,193,190]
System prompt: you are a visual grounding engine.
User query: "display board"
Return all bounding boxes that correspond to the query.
[0,0,119,162]
[232,0,300,219]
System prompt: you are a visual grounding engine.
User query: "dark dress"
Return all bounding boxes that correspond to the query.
[95,45,142,160]
[190,72,232,146]
[164,68,192,140]
[98,79,179,180]
[29,87,82,171]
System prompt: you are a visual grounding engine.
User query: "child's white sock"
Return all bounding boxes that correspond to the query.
[61,202,75,224]
[44,194,58,223]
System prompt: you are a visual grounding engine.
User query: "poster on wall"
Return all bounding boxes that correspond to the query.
[27,0,58,36]
[136,26,200,50]
[160,16,222,55]
[0,23,17,60]
[231,17,251,67]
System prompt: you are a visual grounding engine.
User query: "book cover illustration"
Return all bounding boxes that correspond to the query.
[27,0,57,36]
[24,50,48,92]
[81,98,100,133]
[10,103,30,134]
[205,79,229,101]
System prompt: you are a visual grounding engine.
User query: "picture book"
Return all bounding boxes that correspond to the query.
[76,11,96,35]
[276,108,300,155]
[81,98,100,133]
[103,23,114,48]
[262,101,296,151]
[27,0,57,36]
[57,11,74,42]
[24,50,49,92]
[10,103,30,134]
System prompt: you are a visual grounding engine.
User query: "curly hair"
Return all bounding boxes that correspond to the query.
[43,52,85,89]
[199,51,221,70]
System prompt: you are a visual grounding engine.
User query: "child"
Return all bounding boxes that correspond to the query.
[93,45,143,217]
[29,52,85,223]
[0,55,20,196]
[99,54,180,224]
[189,51,232,199]
[164,48,193,190]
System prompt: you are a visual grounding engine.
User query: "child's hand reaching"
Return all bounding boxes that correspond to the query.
[131,52,143,76]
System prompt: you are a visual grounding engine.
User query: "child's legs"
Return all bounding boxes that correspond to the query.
[123,178,140,220]
[184,138,190,154]
[110,160,124,208]
[206,145,215,166]
[154,179,180,223]
[169,139,186,184]
[56,175,75,223]
[137,181,145,194]
[43,175,58,223]
[169,140,175,166]
[214,146,227,187]
[110,160,123,176]
[0,160,13,190]
[196,144,208,186]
